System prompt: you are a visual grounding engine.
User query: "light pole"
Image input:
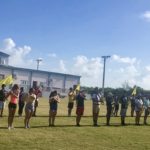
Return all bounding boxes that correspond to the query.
[36,58,42,70]
[101,55,110,96]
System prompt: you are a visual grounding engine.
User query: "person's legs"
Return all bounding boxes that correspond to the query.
[49,110,51,126]
[144,109,149,125]
[93,106,99,126]
[10,108,16,127]
[33,100,38,116]
[24,109,30,128]
[68,108,71,116]
[52,111,57,126]
[135,111,140,125]
[20,103,25,116]
[106,106,111,125]
[27,111,33,128]
[0,102,4,117]
[76,115,81,126]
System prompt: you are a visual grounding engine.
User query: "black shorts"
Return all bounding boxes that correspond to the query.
[68,102,74,109]
[8,103,17,109]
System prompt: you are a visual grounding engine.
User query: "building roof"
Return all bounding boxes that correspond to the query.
[0,64,81,78]
[0,51,9,57]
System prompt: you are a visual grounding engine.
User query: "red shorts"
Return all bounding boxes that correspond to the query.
[76,107,84,116]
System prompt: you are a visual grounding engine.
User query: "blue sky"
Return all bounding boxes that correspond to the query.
[0,0,150,89]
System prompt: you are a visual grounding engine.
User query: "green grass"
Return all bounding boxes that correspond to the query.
[0,97,150,150]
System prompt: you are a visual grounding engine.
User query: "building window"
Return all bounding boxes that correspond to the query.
[20,80,28,85]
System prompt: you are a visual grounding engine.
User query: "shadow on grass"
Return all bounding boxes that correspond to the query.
[0,123,149,129]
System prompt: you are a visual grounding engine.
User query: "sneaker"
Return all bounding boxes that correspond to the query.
[76,123,80,127]
[11,126,15,129]
[93,124,98,126]
[8,126,11,130]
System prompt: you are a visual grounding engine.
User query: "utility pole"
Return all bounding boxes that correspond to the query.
[36,58,42,70]
[101,55,110,96]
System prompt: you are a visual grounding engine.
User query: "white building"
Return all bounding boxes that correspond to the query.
[0,51,80,94]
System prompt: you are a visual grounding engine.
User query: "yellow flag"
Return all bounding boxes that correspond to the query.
[0,75,13,85]
[75,84,80,91]
[131,86,136,96]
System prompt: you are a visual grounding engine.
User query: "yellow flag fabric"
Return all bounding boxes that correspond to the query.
[131,86,136,96]
[0,75,13,85]
[75,84,80,91]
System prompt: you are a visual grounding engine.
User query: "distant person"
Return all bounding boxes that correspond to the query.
[24,88,36,128]
[49,90,60,126]
[135,95,143,125]
[91,88,103,126]
[6,84,19,130]
[106,92,114,126]
[130,96,136,117]
[113,95,119,117]
[68,87,75,116]
[18,87,25,117]
[143,96,150,125]
[76,90,86,126]
[0,84,7,117]
[120,95,129,125]
[32,86,42,117]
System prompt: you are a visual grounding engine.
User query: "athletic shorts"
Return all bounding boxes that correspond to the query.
[68,102,74,109]
[76,107,84,116]
[25,103,34,112]
[8,103,17,109]
[50,104,57,112]
[93,104,100,114]
[0,101,4,109]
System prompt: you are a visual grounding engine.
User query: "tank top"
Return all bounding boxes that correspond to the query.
[10,94,18,104]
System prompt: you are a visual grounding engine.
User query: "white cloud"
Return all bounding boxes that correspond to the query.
[59,60,67,72]
[0,38,33,68]
[112,54,137,65]
[48,53,57,58]
[141,11,150,22]
[72,55,103,86]
[145,65,150,72]
[2,38,150,90]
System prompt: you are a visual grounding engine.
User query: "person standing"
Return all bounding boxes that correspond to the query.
[91,88,102,126]
[120,95,129,125]
[106,92,114,126]
[143,96,150,125]
[32,86,42,117]
[49,90,60,126]
[24,88,36,128]
[6,84,19,130]
[113,95,119,117]
[135,95,143,125]
[18,87,25,117]
[68,87,75,116]
[0,84,7,117]
[76,90,86,126]
[130,96,136,117]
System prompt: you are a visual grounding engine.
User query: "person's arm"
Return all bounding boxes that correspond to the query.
[53,95,60,103]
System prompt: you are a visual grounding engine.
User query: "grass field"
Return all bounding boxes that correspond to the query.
[0,97,150,150]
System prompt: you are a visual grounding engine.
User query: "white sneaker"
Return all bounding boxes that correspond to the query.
[8,126,11,130]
